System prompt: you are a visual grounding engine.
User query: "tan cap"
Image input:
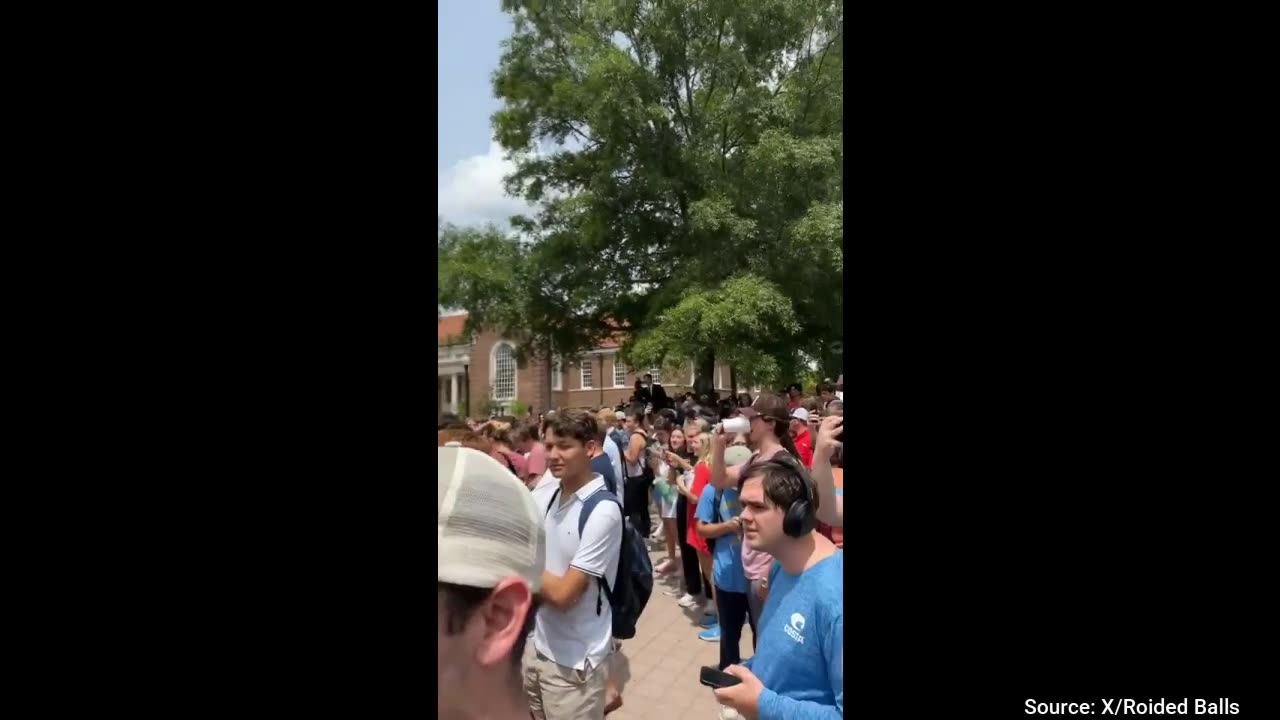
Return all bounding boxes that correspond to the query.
[438,445,546,592]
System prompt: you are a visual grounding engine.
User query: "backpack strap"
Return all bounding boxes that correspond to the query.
[577,489,624,615]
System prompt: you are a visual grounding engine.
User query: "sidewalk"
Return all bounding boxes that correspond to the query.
[608,544,756,720]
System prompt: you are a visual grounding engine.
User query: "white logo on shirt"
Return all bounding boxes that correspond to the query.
[785,613,806,644]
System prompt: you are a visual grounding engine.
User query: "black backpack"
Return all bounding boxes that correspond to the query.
[546,487,653,639]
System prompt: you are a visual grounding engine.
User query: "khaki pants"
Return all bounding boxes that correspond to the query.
[523,644,610,720]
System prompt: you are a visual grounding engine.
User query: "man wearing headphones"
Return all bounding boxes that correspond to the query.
[712,456,843,720]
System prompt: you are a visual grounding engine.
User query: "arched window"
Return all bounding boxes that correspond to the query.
[491,342,517,401]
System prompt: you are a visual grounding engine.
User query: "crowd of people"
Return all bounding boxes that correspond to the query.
[438,382,844,720]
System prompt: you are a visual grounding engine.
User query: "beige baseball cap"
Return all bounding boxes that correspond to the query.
[438,444,546,592]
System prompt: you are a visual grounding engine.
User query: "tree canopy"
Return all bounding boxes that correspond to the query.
[438,0,843,393]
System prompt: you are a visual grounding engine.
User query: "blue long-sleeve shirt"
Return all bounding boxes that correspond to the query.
[743,551,843,720]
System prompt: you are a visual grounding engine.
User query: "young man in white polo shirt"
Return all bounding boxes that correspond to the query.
[526,410,623,720]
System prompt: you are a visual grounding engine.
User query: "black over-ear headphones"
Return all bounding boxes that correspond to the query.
[752,454,817,538]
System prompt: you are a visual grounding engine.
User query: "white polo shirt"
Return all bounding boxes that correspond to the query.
[531,475,622,672]
[533,469,557,492]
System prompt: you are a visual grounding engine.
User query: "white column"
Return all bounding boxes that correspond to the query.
[450,374,460,413]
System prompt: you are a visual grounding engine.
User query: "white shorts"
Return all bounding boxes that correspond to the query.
[659,491,678,519]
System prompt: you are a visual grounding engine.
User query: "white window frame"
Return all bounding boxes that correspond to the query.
[490,341,518,402]
[613,358,628,388]
[689,360,696,386]
[580,357,593,389]
[551,356,563,391]
[648,367,661,385]
[716,365,723,390]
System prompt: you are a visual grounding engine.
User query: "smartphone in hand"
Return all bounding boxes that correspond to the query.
[700,666,743,689]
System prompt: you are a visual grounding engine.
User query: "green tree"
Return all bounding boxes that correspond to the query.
[441,0,843,397]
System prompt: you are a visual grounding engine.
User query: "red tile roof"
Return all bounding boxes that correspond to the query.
[438,314,468,344]
[437,312,628,350]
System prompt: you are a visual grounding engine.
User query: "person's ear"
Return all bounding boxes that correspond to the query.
[475,578,533,667]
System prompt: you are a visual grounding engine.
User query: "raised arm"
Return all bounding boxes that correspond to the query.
[709,427,742,489]
[811,416,844,527]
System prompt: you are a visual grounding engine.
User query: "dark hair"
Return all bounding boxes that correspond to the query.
[786,383,803,394]
[736,393,753,408]
[717,398,737,420]
[439,582,541,671]
[650,414,675,433]
[625,404,646,424]
[816,382,835,395]
[740,456,820,516]
[777,425,803,461]
[512,424,539,444]
[643,373,653,380]
[752,393,804,462]
[544,410,598,445]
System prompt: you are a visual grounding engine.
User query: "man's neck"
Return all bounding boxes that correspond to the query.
[774,532,836,575]
[559,470,593,496]
[446,684,530,720]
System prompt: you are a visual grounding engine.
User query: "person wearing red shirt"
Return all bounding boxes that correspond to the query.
[785,383,804,411]
[787,408,815,467]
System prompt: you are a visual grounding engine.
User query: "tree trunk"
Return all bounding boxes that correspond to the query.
[695,350,717,400]
[820,339,843,384]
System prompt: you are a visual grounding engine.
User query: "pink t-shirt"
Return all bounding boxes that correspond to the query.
[742,539,775,580]
[741,448,781,580]
[525,442,547,480]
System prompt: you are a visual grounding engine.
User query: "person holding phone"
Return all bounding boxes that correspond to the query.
[713,456,843,720]
[809,416,844,529]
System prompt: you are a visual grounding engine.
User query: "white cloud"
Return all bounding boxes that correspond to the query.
[437,139,535,228]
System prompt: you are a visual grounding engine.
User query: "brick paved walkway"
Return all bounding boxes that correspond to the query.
[608,544,756,720]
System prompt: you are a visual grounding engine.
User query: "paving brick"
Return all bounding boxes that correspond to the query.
[596,546,758,720]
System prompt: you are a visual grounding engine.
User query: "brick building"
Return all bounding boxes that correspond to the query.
[437,313,737,417]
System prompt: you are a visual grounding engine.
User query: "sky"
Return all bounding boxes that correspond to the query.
[437,1,534,228]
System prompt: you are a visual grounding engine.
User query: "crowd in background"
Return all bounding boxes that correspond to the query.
[438,379,844,720]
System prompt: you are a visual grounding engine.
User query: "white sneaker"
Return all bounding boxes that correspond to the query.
[677,594,699,608]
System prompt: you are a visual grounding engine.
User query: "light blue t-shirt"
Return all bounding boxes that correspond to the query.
[695,484,748,594]
[744,552,843,720]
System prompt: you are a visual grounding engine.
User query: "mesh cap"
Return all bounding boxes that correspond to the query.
[439,445,546,592]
